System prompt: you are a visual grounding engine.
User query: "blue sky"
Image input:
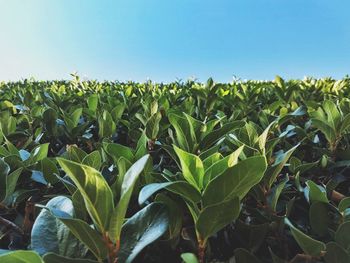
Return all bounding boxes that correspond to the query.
[0,0,349,82]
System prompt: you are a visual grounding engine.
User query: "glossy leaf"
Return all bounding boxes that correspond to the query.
[118,203,169,263]
[305,180,328,204]
[31,196,87,257]
[324,242,350,263]
[196,196,240,241]
[173,145,204,190]
[56,158,114,231]
[234,248,262,263]
[109,154,150,242]
[181,253,199,263]
[285,218,326,256]
[43,253,98,263]
[49,208,107,261]
[202,156,267,207]
[0,250,43,263]
[335,221,350,250]
[265,144,298,188]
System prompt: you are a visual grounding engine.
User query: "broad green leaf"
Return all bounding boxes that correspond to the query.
[0,250,43,263]
[165,181,202,204]
[56,158,114,231]
[196,196,240,241]
[239,122,259,147]
[202,156,267,207]
[340,113,350,134]
[5,139,19,156]
[41,158,59,184]
[285,218,326,256]
[103,143,134,163]
[235,221,269,253]
[109,154,150,242]
[173,145,204,190]
[200,121,245,150]
[202,152,222,170]
[155,193,182,239]
[53,215,107,260]
[267,174,288,211]
[111,104,125,121]
[168,113,192,152]
[234,248,262,263]
[66,145,87,163]
[82,151,102,170]
[312,119,336,144]
[87,94,98,112]
[25,143,49,166]
[309,202,329,236]
[184,113,202,141]
[43,253,98,263]
[66,108,82,130]
[0,129,3,144]
[72,190,87,220]
[0,249,9,255]
[323,100,341,130]
[113,157,133,198]
[339,197,350,212]
[274,75,284,88]
[269,247,287,263]
[134,133,148,160]
[199,144,220,160]
[324,242,350,263]
[186,201,200,223]
[305,180,328,204]
[145,112,162,140]
[181,253,199,263]
[138,182,176,205]
[31,196,87,257]
[98,111,116,138]
[258,121,276,154]
[335,221,350,250]
[118,203,169,263]
[0,158,22,202]
[0,116,17,136]
[204,146,244,185]
[265,144,298,188]
[5,168,22,199]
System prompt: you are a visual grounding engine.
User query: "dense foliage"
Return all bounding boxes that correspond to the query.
[1,75,350,263]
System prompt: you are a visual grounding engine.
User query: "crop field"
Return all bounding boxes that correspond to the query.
[1,75,350,263]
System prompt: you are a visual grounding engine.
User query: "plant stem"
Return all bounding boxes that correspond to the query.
[198,238,207,263]
[103,233,119,263]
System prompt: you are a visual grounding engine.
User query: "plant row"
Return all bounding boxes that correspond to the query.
[0,75,350,262]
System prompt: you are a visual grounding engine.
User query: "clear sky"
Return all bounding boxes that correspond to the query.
[0,0,349,82]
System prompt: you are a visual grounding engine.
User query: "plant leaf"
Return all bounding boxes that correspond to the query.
[335,221,350,250]
[118,203,169,263]
[196,196,240,241]
[234,248,262,263]
[0,250,43,263]
[173,145,204,190]
[324,242,350,263]
[202,156,267,207]
[265,144,298,188]
[56,158,114,232]
[181,253,199,263]
[31,196,87,257]
[49,208,107,261]
[43,252,98,263]
[108,154,150,242]
[284,218,326,256]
